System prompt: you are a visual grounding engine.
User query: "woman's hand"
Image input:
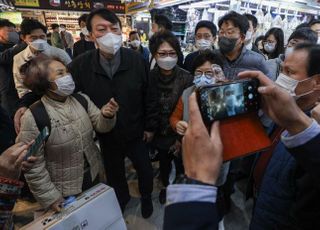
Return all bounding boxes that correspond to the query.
[176,121,188,135]
[50,197,65,212]
[101,98,119,118]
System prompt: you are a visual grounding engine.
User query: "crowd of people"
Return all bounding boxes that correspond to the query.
[0,7,320,230]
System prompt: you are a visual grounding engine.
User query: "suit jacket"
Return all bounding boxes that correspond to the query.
[287,133,320,188]
[163,202,218,230]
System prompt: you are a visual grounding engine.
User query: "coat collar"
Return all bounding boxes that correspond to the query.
[92,47,130,75]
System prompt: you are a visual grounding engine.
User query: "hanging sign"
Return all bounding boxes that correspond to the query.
[13,0,92,11]
[14,0,40,7]
[126,1,150,14]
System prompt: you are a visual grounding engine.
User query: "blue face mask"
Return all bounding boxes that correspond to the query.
[193,74,215,87]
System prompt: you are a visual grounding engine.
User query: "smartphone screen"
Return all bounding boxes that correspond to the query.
[24,127,50,160]
[198,79,260,123]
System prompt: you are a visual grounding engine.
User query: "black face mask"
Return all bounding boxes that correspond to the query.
[218,37,239,54]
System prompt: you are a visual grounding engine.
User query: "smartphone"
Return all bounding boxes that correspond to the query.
[24,127,50,160]
[197,78,260,124]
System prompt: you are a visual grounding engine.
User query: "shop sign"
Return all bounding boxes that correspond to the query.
[105,2,126,14]
[14,0,92,11]
[14,0,40,7]
[126,1,150,14]
[62,0,91,10]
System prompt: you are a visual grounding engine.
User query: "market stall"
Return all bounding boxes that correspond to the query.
[12,0,131,41]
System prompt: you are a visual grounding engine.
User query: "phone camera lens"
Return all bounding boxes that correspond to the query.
[248,86,253,91]
[248,93,253,99]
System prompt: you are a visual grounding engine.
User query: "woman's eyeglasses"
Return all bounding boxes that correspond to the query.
[157,52,177,58]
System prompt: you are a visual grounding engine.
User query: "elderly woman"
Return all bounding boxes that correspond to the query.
[16,56,119,212]
[148,31,193,204]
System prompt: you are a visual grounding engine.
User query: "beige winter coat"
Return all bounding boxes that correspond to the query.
[16,93,116,208]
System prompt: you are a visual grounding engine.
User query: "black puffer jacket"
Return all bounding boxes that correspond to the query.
[68,47,159,142]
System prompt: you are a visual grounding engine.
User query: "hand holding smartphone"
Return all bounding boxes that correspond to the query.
[197,78,260,124]
[24,127,50,160]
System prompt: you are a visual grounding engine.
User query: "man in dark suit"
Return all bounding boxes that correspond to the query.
[163,69,320,229]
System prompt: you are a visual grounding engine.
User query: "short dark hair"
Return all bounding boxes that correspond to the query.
[195,20,217,37]
[20,55,62,95]
[288,28,318,45]
[191,50,223,75]
[153,14,172,31]
[243,14,258,30]
[149,30,182,58]
[309,19,320,27]
[294,44,320,77]
[264,27,285,59]
[60,24,66,28]
[254,35,264,47]
[295,22,310,30]
[51,23,59,30]
[20,19,47,36]
[78,14,88,26]
[129,31,138,37]
[0,19,15,28]
[86,8,122,32]
[218,11,249,35]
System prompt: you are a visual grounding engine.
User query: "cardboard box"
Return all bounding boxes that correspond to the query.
[21,183,126,230]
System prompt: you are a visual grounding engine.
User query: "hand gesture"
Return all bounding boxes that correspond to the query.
[101,98,119,118]
[143,131,154,143]
[176,121,188,135]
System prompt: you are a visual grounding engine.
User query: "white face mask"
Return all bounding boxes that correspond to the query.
[130,40,141,48]
[29,39,48,51]
[264,42,276,53]
[196,39,212,51]
[81,27,89,36]
[193,74,215,87]
[96,32,122,55]
[156,56,178,71]
[60,27,66,32]
[51,74,75,96]
[275,73,299,96]
[285,46,294,58]
[245,31,253,42]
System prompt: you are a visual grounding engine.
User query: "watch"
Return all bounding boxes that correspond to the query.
[175,174,215,187]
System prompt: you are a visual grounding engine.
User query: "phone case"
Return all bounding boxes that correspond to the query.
[220,112,271,162]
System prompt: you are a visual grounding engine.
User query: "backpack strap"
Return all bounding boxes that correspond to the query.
[72,93,88,112]
[29,100,51,141]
